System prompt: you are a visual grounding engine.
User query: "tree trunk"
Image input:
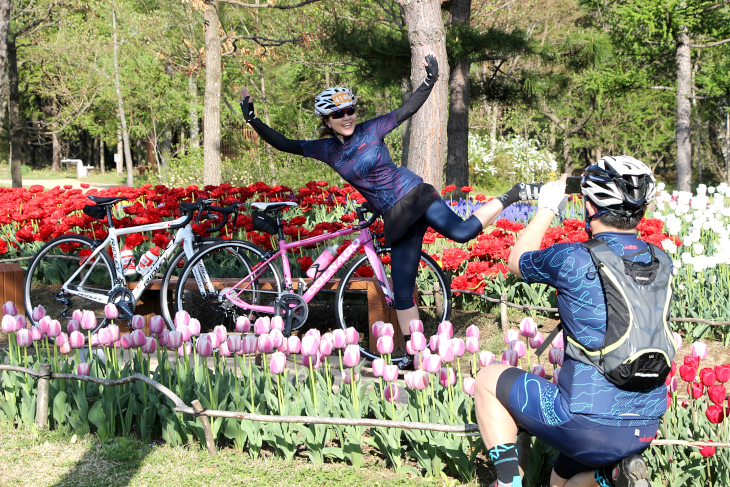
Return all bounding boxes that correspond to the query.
[726,112,729,184]
[0,0,10,129]
[563,137,573,174]
[398,0,448,190]
[445,0,471,193]
[100,138,105,174]
[259,66,277,184]
[112,10,134,187]
[50,98,61,172]
[8,37,22,188]
[203,0,221,186]
[400,78,412,168]
[116,124,123,175]
[675,26,692,192]
[189,74,200,148]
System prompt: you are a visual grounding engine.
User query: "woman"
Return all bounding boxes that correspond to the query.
[240,46,539,368]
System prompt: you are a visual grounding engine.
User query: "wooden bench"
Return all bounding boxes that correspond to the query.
[0,263,24,320]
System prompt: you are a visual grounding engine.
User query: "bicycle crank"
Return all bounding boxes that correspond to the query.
[108,287,136,320]
[275,293,308,336]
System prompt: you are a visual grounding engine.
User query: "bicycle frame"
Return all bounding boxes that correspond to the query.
[62,214,210,305]
[225,221,394,314]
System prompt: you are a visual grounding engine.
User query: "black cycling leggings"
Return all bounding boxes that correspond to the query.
[390,198,482,310]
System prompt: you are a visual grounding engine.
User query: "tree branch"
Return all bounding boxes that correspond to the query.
[223,34,305,47]
[691,37,730,48]
[701,0,730,12]
[218,0,321,9]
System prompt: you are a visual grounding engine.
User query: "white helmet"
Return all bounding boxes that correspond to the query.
[314,87,357,117]
[582,156,656,217]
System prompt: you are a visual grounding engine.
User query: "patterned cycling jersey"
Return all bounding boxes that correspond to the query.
[301,111,422,215]
[519,232,670,425]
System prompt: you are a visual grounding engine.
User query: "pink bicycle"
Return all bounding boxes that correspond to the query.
[172,202,451,363]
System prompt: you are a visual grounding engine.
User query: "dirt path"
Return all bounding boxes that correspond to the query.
[0,178,121,190]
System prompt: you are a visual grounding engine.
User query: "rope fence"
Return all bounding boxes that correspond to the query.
[0,364,723,456]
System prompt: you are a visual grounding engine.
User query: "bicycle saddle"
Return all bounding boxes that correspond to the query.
[250,202,298,213]
[87,196,129,206]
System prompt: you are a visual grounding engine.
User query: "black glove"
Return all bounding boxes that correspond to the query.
[424,54,439,84]
[240,96,257,123]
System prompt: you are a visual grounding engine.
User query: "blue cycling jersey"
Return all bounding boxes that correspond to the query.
[519,232,670,425]
[301,111,422,215]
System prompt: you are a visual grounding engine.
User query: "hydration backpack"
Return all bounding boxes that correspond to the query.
[564,240,677,391]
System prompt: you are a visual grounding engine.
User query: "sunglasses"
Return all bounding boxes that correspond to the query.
[330,106,356,119]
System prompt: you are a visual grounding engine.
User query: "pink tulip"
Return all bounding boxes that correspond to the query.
[243,334,258,354]
[81,310,97,331]
[331,329,346,349]
[213,325,227,346]
[502,349,518,366]
[510,340,526,358]
[345,327,359,345]
[104,304,119,320]
[142,337,157,354]
[196,336,213,356]
[14,315,26,330]
[466,337,479,354]
[377,335,394,355]
[47,320,62,338]
[479,351,495,367]
[178,343,192,357]
[108,324,121,342]
[384,383,400,402]
[439,367,456,387]
[72,309,83,322]
[529,332,544,349]
[131,330,147,348]
[319,336,334,356]
[343,344,360,367]
[270,329,284,348]
[437,333,451,351]
[372,358,385,377]
[548,347,564,366]
[98,328,112,346]
[236,316,251,333]
[174,310,190,328]
[16,329,32,347]
[405,370,429,390]
[673,332,682,350]
[149,315,165,335]
[67,319,81,334]
[167,331,183,350]
[188,318,201,336]
[254,317,270,335]
[380,323,395,338]
[429,335,439,352]
[227,335,242,353]
[38,316,51,336]
[219,340,232,356]
[302,352,322,369]
[551,331,564,349]
[305,328,321,340]
[270,351,287,374]
[439,341,455,363]
[466,325,479,339]
[121,335,133,349]
[32,304,46,322]
[301,335,319,356]
[504,329,519,344]
[692,342,708,360]
[667,376,678,394]
[411,332,427,352]
[29,326,43,342]
[69,330,85,348]
[342,369,359,384]
[438,321,453,338]
[2,301,17,317]
[423,354,442,374]
[371,321,385,338]
[519,317,537,338]
[158,329,169,347]
[257,333,275,353]
[406,340,415,356]
[59,342,71,354]
[77,362,91,376]
[553,368,561,385]
[90,334,100,347]
[270,316,285,332]
[1,315,16,333]
[56,332,69,346]
[531,364,546,378]
[463,377,476,396]
[409,319,424,334]
[383,364,399,382]
[451,338,466,357]
[130,314,145,331]
[177,324,191,342]
[287,335,301,354]
[417,348,431,370]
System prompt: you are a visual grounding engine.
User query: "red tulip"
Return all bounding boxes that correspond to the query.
[708,384,727,404]
[684,356,700,369]
[700,367,716,387]
[688,382,704,399]
[706,404,725,423]
[715,365,730,383]
[700,440,716,458]
[679,365,697,383]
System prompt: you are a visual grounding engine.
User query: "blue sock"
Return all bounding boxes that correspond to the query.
[489,443,521,486]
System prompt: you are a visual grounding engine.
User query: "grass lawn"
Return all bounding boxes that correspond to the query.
[0,163,134,187]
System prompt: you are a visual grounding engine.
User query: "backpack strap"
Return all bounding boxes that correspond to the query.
[536,323,562,357]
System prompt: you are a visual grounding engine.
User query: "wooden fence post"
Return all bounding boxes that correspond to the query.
[192,399,217,456]
[35,363,51,430]
[500,293,508,329]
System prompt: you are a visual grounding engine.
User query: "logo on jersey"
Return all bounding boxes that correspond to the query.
[624,245,638,250]
[332,91,353,106]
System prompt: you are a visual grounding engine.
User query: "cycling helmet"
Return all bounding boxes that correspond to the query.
[582,156,656,217]
[314,87,357,117]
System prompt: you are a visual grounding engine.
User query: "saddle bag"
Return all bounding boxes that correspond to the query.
[252,211,278,235]
[83,205,107,220]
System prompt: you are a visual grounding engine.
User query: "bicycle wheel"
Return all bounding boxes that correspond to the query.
[335,249,451,363]
[175,241,283,332]
[159,238,222,330]
[24,235,116,331]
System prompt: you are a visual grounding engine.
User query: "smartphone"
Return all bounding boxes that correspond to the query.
[565,177,582,194]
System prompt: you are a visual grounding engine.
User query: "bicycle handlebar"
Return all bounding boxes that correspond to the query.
[170,198,242,232]
[169,198,203,230]
[205,203,241,234]
[354,204,379,230]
